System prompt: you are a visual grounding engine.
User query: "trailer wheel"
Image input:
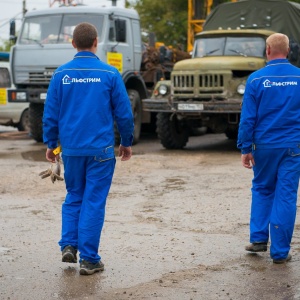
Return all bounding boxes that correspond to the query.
[114,89,141,146]
[156,112,189,149]
[29,103,44,142]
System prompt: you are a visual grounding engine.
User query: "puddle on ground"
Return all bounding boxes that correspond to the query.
[21,150,47,162]
[0,246,10,253]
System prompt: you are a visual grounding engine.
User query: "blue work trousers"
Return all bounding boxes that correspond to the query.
[250,147,300,260]
[59,155,116,263]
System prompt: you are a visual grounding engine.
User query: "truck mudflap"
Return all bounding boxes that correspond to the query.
[143,98,242,114]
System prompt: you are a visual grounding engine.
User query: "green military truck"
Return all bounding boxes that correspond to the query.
[143,0,300,149]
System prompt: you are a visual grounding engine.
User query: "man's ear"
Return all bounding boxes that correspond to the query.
[72,39,77,49]
[266,45,271,56]
[93,38,98,48]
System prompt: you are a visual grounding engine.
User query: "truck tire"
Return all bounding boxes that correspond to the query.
[225,129,238,140]
[114,89,142,146]
[17,108,30,132]
[29,103,44,142]
[156,112,189,149]
[128,89,141,144]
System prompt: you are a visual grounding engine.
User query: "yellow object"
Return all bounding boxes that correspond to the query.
[53,146,62,155]
[0,88,7,105]
[107,52,123,73]
[187,0,237,53]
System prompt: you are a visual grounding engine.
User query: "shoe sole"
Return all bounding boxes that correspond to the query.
[245,248,267,252]
[273,254,292,264]
[62,253,77,263]
[245,246,268,252]
[79,267,104,275]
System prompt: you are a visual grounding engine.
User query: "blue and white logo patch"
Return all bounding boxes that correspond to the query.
[263,79,297,88]
[62,74,101,85]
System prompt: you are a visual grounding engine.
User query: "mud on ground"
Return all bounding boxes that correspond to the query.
[1,129,300,300]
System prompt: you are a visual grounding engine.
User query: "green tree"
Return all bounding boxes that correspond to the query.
[128,0,188,49]
[127,0,300,51]
[0,39,13,52]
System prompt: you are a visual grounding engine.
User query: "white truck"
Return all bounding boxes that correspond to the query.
[0,59,29,131]
[8,5,185,143]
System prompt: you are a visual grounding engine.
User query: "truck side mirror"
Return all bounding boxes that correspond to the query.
[9,19,17,43]
[288,42,299,64]
[115,19,126,43]
[10,20,15,36]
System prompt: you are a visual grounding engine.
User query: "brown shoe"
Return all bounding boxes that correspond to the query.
[273,253,292,264]
[245,242,267,252]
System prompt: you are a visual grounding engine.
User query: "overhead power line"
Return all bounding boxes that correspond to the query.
[0,12,23,30]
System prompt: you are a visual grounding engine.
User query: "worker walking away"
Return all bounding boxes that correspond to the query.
[42,22,134,275]
[237,33,300,264]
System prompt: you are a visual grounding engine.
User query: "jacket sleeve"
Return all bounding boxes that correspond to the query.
[111,72,134,147]
[237,79,257,154]
[42,74,60,149]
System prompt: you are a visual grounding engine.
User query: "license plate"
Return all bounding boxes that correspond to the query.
[178,103,204,110]
[40,93,47,100]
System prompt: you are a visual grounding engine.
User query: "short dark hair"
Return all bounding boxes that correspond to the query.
[73,22,98,49]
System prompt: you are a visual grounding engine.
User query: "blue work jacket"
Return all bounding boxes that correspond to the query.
[43,51,134,156]
[237,58,300,154]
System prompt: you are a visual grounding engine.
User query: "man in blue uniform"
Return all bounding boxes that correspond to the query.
[237,33,300,264]
[43,22,134,275]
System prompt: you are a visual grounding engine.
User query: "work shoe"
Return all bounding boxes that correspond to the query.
[245,242,268,252]
[79,259,104,275]
[62,245,77,263]
[273,253,292,264]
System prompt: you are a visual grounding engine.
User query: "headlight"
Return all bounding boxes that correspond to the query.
[7,90,27,102]
[237,83,245,95]
[158,84,168,96]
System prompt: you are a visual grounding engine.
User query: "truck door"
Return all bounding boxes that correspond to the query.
[107,17,134,73]
[132,20,142,71]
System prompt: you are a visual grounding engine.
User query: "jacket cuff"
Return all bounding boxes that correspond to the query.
[241,147,252,154]
[47,141,58,149]
[120,134,133,147]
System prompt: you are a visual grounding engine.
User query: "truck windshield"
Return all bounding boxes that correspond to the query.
[19,14,104,45]
[193,36,265,58]
[0,67,11,88]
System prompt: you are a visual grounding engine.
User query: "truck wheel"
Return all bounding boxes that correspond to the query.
[156,112,189,149]
[29,103,44,142]
[17,108,30,132]
[128,89,141,145]
[225,129,238,140]
[114,89,142,146]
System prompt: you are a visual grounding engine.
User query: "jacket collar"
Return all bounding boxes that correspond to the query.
[266,58,289,65]
[74,51,99,60]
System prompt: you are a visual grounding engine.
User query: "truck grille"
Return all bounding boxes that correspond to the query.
[28,68,56,84]
[172,73,225,98]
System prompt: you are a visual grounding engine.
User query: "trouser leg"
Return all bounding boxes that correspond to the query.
[270,149,300,260]
[59,155,86,250]
[78,157,115,263]
[250,148,281,243]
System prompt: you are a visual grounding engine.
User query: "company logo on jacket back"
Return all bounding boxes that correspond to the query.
[62,74,101,84]
[263,79,298,88]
